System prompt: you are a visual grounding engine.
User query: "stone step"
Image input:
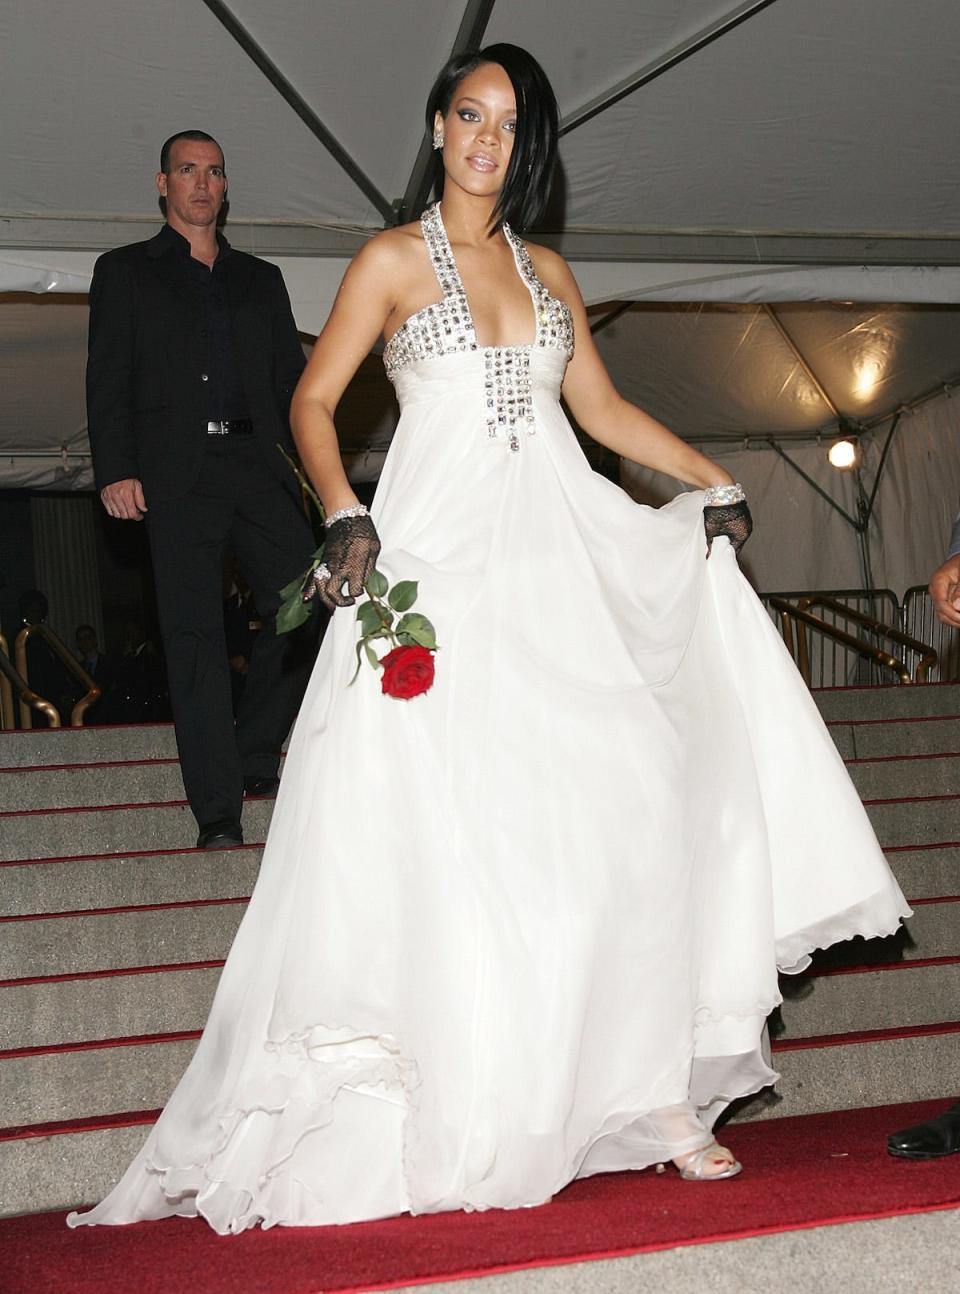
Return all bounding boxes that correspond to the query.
[7,916,955,1059]
[0,836,950,923]
[1,879,952,991]
[729,1023,960,1127]
[3,1023,957,1217]
[814,683,960,723]
[0,846,262,918]
[0,1035,199,1127]
[831,715,960,760]
[865,794,960,848]
[0,760,186,812]
[0,756,288,813]
[0,901,248,981]
[8,954,960,1131]
[883,844,960,899]
[848,753,960,800]
[0,964,223,1051]
[0,724,177,769]
[0,798,274,863]
[777,959,960,1039]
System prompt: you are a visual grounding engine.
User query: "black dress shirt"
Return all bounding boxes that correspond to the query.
[157,224,250,421]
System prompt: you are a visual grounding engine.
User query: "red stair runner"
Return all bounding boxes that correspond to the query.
[4,1100,959,1294]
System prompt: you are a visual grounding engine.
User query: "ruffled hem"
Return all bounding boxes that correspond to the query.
[69,1006,784,1232]
[775,889,912,975]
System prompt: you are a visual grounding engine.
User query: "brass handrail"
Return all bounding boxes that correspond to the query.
[13,624,101,728]
[795,595,937,683]
[0,634,17,728]
[769,598,920,686]
[0,633,61,728]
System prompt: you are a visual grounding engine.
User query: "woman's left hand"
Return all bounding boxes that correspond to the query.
[703,487,752,556]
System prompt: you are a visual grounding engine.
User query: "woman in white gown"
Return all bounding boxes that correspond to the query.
[70,44,908,1233]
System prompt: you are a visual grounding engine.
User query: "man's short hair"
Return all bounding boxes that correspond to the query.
[159,131,224,174]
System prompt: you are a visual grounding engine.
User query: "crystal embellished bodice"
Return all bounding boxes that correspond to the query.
[383,203,574,451]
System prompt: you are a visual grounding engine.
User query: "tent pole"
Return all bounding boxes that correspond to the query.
[395,0,498,225]
[590,301,634,335]
[864,410,903,521]
[854,468,876,589]
[560,0,782,136]
[762,305,844,423]
[765,438,861,530]
[200,0,394,222]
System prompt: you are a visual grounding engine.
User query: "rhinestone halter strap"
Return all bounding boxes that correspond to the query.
[382,203,574,452]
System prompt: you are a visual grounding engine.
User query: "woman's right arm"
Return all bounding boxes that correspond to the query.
[290,234,403,514]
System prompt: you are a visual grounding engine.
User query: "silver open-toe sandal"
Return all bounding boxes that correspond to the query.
[674,1141,742,1181]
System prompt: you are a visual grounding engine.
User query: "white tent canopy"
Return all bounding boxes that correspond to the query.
[2,0,960,591]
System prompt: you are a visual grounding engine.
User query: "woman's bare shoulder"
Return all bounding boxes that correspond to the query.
[352,222,426,275]
[522,239,583,303]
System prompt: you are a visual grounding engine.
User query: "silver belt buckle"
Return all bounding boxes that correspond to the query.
[207,420,229,435]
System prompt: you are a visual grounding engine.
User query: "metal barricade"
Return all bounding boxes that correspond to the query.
[761,589,902,688]
[903,586,960,682]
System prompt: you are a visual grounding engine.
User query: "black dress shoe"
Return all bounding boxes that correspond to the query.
[243,775,280,798]
[196,818,244,849]
[887,1099,960,1159]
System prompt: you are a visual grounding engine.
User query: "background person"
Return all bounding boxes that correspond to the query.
[86,130,318,848]
[886,516,960,1159]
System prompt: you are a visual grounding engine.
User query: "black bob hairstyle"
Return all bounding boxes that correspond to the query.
[425,43,559,233]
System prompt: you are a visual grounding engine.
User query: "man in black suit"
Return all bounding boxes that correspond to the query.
[885,519,960,1160]
[87,130,317,848]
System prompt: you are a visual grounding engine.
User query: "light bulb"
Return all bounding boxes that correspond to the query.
[828,439,858,470]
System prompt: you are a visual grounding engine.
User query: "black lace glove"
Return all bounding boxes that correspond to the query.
[311,508,381,610]
[703,486,752,557]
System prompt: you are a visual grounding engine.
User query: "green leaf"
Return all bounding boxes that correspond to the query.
[276,593,312,635]
[388,580,418,612]
[279,545,325,603]
[395,613,437,650]
[357,600,382,636]
[366,568,389,598]
[364,641,382,670]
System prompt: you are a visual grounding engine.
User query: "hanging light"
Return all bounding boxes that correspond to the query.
[828,438,859,470]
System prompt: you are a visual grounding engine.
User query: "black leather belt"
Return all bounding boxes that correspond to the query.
[206,419,253,435]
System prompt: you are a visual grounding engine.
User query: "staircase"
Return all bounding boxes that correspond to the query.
[2,687,959,1217]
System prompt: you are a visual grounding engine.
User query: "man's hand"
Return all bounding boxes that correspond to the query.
[929,555,960,628]
[100,478,147,521]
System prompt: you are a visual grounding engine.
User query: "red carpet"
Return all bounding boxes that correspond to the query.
[5,1101,959,1294]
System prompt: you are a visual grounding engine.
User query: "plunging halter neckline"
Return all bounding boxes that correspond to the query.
[381,202,574,451]
[423,202,540,352]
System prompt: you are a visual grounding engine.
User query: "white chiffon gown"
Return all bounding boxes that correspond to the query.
[69,204,909,1233]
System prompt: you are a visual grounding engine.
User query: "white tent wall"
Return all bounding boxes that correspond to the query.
[871,393,960,599]
[622,389,960,598]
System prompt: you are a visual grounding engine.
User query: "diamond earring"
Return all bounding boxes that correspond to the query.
[432,131,444,150]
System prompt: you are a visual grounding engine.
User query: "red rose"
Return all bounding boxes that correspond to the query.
[380,644,435,700]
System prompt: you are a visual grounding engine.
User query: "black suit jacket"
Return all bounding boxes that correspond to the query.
[86,226,306,503]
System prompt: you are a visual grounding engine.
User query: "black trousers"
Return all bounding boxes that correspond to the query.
[147,435,318,827]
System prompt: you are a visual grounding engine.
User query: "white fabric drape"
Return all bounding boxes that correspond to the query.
[621,389,960,595]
